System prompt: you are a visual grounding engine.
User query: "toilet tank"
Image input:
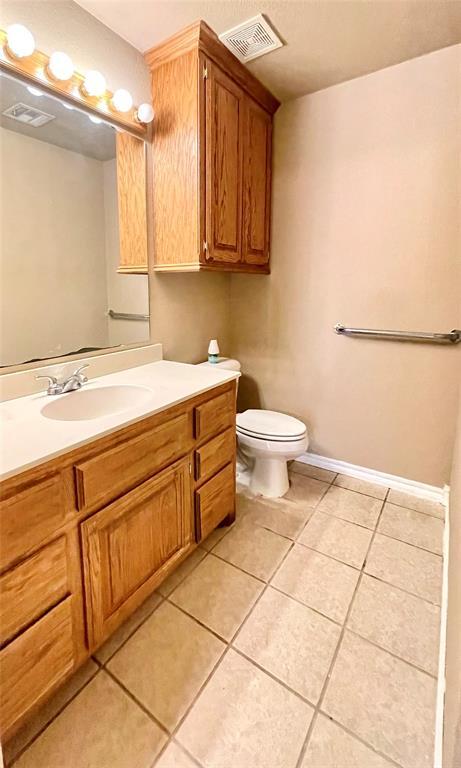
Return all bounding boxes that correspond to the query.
[198,358,241,390]
[200,358,241,372]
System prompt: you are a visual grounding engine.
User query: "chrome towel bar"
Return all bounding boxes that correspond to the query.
[108,310,150,322]
[334,324,461,345]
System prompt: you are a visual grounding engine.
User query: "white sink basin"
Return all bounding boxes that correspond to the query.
[41,385,154,421]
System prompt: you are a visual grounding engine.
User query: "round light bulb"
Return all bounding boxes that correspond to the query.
[136,103,154,124]
[111,88,133,113]
[82,70,106,97]
[27,86,43,96]
[88,114,102,124]
[6,23,35,59]
[48,51,74,81]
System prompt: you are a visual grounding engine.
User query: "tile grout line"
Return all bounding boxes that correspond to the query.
[294,488,390,768]
[371,528,443,557]
[103,665,170,736]
[9,487,316,768]
[293,538,369,571]
[149,738,204,768]
[158,536,304,767]
[362,571,442,607]
[291,467,444,520]
[296,467,444,520]
[7,664,101,767]
[131,481,440,766]
[344,627,439,680]
[7,536,221,766]
[10,479,442,768]
[312,715,404,768]
[147,477,440,768]
[381,499,445,521]
[97,528,234,666]
[94,594,167,666]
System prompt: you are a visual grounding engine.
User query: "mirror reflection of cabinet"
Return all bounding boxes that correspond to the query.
[0,70,150,368]
[116,133,148,274]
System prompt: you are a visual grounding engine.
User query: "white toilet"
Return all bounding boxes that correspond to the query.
[236,409,308,497]
[201,358,308,498]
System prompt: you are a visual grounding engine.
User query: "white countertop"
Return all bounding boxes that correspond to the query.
[0,361,239,482]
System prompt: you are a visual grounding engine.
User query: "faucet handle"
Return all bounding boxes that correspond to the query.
[74,364,89,382]
[35,374,58,385]
[36,374,60,395]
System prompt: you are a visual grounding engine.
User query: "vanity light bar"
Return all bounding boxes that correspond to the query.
[0,24,154,132]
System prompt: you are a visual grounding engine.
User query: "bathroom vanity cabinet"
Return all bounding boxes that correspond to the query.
[145,21,279,274]
[0,380,236,739]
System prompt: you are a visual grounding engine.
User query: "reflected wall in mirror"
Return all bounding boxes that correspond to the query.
[0,70,149,368]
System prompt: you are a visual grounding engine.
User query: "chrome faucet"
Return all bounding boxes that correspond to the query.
[36,364,89,395]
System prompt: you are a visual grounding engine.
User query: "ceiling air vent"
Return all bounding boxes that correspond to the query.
[2,102,56,127]
[219,15,283,63]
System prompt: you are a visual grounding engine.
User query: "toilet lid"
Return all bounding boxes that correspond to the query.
[236,410,307,439]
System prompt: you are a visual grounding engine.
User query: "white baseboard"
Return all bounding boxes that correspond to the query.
[434,488,450,768]
[297,452,445,503]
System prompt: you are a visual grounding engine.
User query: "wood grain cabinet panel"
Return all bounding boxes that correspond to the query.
[242,99,272,265]
[195,462,235,541]
[0,537,69,645]
[0,598,75,738]
[0,473,70,570]
[194,389,235,443]
[205,61,244,265]
[194,427,235,484]
[75,412,192,511]
[146,20,279,274]
[0,382,237,738]
[81,458,192,648]
[116,132,148,274]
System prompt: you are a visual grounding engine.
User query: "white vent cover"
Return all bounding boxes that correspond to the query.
[2,102,56,127]
[219,15,283,63]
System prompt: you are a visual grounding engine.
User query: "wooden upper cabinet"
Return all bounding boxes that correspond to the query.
[145,21,279,274]
[242,99,272,266]
[205,61,244,265]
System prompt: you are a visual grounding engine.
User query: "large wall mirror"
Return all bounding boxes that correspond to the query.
[0,70,149,368]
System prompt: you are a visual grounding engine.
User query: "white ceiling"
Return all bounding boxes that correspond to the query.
[75,0,461,101]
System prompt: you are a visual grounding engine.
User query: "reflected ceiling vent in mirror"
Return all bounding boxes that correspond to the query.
[3,102,56,127]
[219,14,283,63]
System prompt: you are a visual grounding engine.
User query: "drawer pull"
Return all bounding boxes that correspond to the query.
[194,450,201,480]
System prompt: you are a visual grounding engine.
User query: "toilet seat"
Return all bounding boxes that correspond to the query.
[236,410,307,441]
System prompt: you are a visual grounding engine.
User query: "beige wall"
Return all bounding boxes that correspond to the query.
[230,45,461,487]
[0,127,109,365]
[0,0,231,368]
[444,386,461,767]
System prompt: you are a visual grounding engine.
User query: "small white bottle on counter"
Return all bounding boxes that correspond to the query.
[208,339,220,364]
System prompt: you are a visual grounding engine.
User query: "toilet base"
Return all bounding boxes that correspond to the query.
[250,457,290,498]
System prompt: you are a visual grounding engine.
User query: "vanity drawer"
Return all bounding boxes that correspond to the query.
[195,427,235,484]
[0,597,74,737]
[194,389,235,443]
[0,474,69,571]
[195,462,235,541]
[75,412,192,511]
[0,537,69,646]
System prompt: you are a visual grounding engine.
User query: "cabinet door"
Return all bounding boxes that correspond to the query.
[242,98,272,266]
[205,60,244,265]
[81,458,192,649]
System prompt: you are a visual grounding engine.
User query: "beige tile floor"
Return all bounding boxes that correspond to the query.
[6,463,444,768]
